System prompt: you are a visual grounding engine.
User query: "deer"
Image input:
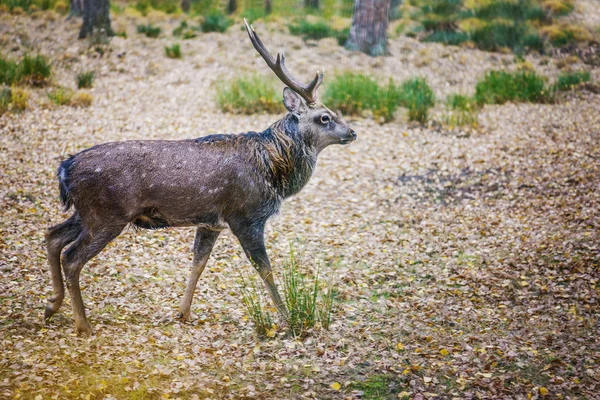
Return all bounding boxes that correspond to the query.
[44,20,357,335]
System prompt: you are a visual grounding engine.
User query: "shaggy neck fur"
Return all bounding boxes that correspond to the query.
[252,114,317,199]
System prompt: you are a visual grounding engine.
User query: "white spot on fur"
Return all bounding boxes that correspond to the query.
[95,168,102,173]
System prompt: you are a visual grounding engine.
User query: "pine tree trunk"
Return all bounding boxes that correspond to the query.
[181,0,190,13]
[264,0,271,15]
[346,0,391,56]
[78,0,114,40]
[69,0,84,18]
[227,0,237,14]
[304,0,318,9]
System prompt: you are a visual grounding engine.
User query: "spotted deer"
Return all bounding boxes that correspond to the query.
[44,20,357,335]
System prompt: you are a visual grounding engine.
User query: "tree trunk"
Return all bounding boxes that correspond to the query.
[304,0,318,9]
[69,0,84,18]
[78,0,113,39]
[227,0,237,14]
[264,0,271,15]
[346,0,391,56]
[181,0,190,13]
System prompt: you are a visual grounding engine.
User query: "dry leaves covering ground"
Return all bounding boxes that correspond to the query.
[1,6,599,400]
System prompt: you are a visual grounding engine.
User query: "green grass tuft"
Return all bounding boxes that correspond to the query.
[238,247,334,338]
[0,53,51,87]
[555,70,591,91]
[323,73,400,123]
[47,86,74,105]
[137,23,161,38]
[76,71,95,89]
[0,87,28,115]
[288,19,349,45]
[201,11,233,33]
[165,43,182,58]
[444,94,479,127]
[397,77,435,123]
[216,74,281,114]
[475,69,550,105]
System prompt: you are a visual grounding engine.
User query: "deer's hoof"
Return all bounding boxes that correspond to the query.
[75,323,93,336]
[177,312,191,322]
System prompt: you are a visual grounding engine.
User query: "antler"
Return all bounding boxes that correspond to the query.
[244,18,324,105]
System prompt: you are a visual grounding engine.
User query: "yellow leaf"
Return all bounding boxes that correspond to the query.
[266,329,276,338]
[396,343,405,351]
[539,387,549,396]
[330,382,341,391]
[440,349,449,356]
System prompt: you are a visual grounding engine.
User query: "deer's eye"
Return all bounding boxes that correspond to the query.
[320,114,330,124]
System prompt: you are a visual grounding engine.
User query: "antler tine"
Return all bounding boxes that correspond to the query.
[244,18,323,104]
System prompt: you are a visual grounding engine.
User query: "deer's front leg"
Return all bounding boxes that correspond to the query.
[229,220,288,320]
[179,228,220,321]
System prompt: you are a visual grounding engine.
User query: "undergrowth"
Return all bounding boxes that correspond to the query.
[324,73,434,124]
[475,69,551,105]
[444,94,479,128]
[412,0,590,54]
[0,54,52,87]
[137,23,161,38]
[239,248,334,338]
[288,19,349,45]
[165,43,182,58]
[555,70,590,91]
[76,71,95,89]
[200,11,233,33]
[0,87,28,115]
[216,74,281,114]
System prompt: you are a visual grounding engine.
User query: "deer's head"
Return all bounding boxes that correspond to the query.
[245,20,357,153]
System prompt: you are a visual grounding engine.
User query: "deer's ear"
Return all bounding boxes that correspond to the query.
[283,87,304,114]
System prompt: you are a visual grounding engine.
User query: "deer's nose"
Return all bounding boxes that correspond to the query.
[350,130,357,140]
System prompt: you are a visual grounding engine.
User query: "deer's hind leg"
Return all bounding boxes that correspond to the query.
[178,228,220,321]
[62,223,126,335]
[44,213,83,321]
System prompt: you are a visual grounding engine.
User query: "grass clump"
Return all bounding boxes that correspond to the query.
[288,19,349,45]
[444,94,479,127]
[0,87,28,115]
[0,54,52,87]
[70,91,93,107]
[397,77,435,123]
[239,248,334,338]
[172,20,197,39]
[47,86,74,105]
[200,11,233,33]
[323,73,400,123]
[475,69,550,105]
[137,23,161,38]
[165,43,182,58]
[134,0,179,14]
[216,74,281,114]
[555,70,591,91]
[76,71,95,89]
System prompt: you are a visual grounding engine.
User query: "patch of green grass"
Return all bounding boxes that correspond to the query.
[444,93,479,127]
[555,70,591,91]
[238,247,334,338]
[471,22,544,53]
[200,11,233,33]
[134,0,179,14]
[0,54,52,87]
[397,77,435,123]
[0,87,28,115]
[288,19,350,45]
[350,374,405,399]
[241,7,265,24]
[47,86,74,105]
[76,71,95,89]
[475,69,550,105]
[172,20,197,39]
[0,0,58,11]
[323,73,400,123]
[216,74,281,114]
[137,23,161,38]
[422,29,469,45]
[165,43,182,58]
[472,0,547,21]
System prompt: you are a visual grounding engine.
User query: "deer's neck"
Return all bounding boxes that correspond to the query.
[256,116,317,199]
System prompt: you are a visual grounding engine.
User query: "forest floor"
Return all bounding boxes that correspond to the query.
[1,5,599,400]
